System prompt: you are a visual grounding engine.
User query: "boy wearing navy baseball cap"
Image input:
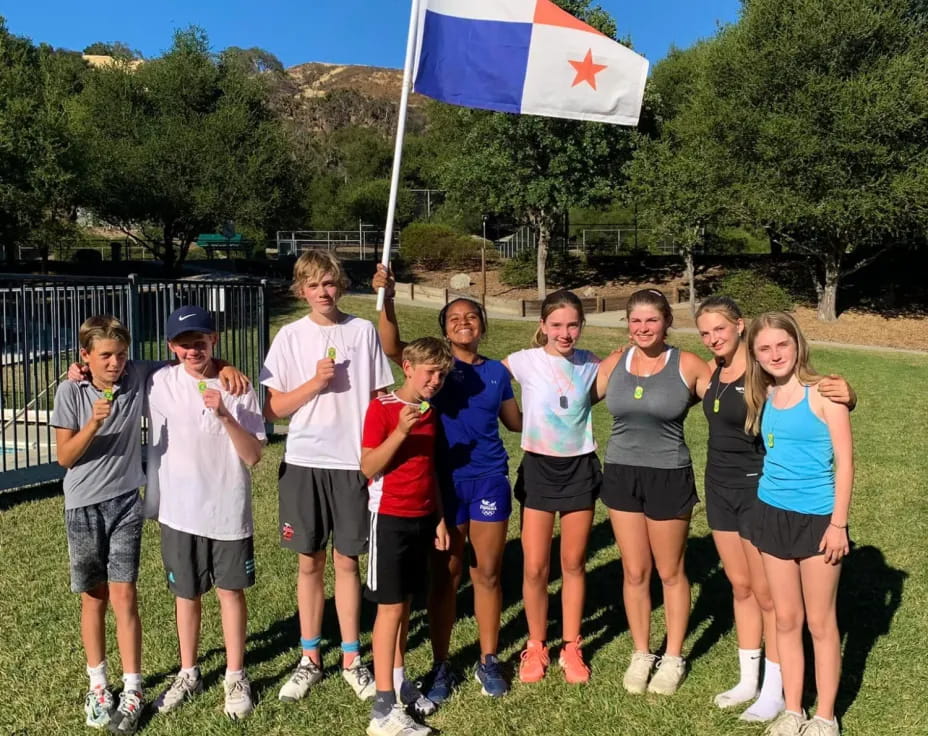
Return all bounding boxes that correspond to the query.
[147,305,266,721]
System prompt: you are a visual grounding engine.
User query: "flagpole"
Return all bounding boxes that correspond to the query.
[376,0,421,311]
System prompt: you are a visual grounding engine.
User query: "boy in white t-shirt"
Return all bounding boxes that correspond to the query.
[146,306,266,721]
[261,250,394,702]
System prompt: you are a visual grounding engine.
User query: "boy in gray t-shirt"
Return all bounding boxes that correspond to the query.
[53,314,247,734]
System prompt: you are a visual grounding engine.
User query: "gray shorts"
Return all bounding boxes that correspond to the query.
[277,463,369,556]
[160,525,255,599]
[65,490,143,593]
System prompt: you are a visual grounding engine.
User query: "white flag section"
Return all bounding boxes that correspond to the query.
[413,0,649,126]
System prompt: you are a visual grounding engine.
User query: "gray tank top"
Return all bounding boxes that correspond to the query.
[604,347,694,469]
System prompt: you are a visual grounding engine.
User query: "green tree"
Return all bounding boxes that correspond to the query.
[688,0,928,320]
[72,28,303,271]
[82,41,141,59]
[428,0,636,297]
[0,21,86,263]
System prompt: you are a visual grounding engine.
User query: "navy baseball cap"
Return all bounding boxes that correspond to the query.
[166,305,216,340]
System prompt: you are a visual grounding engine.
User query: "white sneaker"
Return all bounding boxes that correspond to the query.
[278,657,323,702]
[647,655,686,695]
[367,704,432,736]
[223,674,254,720]
[342,659,376,699]
[799,717,840,736]
[83,686,114,729]
[765,710,808,736]
[153,671,203,713]
[622,651,656,694]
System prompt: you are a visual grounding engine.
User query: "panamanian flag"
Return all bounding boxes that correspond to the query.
[413,0,649,126]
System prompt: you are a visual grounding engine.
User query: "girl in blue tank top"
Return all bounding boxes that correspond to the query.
[744,312,854,736]
[373,266,521,701]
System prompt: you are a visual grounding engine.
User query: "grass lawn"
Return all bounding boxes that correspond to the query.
[1,294,926,735]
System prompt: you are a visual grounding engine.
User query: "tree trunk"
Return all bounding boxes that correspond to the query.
[816,251,841,322]
[684,246,696,317]
[536,219,550,300]
[162,223,176,273]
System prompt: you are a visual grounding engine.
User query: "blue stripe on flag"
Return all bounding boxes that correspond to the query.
[415,11,532,114]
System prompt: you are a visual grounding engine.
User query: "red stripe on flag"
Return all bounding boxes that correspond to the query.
[533,0,605,37]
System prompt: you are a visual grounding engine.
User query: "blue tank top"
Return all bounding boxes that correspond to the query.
[758,386,834,515]
[432,357,513,482]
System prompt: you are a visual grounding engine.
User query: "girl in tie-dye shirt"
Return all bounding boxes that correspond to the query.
[503,290,603,686]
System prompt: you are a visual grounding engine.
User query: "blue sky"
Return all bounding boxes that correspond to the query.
[3,1,741,69]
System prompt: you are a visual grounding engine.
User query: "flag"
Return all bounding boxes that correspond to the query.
[413,0,649,126]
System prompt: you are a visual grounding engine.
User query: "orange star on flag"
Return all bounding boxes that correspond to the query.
[569,49,608,90]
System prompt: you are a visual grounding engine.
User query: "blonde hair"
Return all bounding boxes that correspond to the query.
[695,294,743,325]
[532,290,586,347]
[743,311,822,434]
[291,249,348,299]
[79,315,131,352]
[402,336,454,373]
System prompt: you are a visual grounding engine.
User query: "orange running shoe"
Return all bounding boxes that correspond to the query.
[518,640,549,683]
[559,637,591,684]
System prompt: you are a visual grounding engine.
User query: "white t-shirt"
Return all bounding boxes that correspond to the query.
[507,347,600,457]
[146,365,266,540]
[260,314,394,469]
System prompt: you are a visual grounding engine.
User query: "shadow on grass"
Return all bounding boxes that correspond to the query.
[0,480,62,510]
[834,544,906,717]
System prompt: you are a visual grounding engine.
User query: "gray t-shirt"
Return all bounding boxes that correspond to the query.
[51,361,164,510]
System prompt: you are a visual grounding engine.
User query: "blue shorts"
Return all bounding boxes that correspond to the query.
[443,474,512,525]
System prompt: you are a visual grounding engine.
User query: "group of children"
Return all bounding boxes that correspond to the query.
[53,249,855,736]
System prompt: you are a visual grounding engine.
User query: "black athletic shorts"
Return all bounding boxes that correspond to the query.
[278,462,369,556]
[160,525,255,599]
[600,463,698,520]
[750,500,833,560]
[705,477,757,538]
[514,451,601,513]
[364,512,434,605]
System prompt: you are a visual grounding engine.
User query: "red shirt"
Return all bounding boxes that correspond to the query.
[362,393,438,517]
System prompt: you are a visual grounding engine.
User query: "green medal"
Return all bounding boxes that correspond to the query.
[198,380,207,393]
[327,347,336,360]
[419,401,430,414]
[713,398,720,413]
[102,389,114,401]
[633,386,644,400]
[767,433,775,448]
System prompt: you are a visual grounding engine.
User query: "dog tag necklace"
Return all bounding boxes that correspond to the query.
[712,367,736,414]
[766,383,797,448]
[633,349,666,400]
[545,351,576,409]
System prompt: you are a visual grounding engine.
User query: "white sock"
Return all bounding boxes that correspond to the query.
[225,669,244,684]
[715,648,761,708]
[392,667,405,695]
[180,665,200,681]
[87,660,108,690]
[741,659,786,722]
[122,673,142,693]
[813,716,837,726]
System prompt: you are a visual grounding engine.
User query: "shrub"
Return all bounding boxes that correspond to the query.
[499,247,584,288]
[399,223,483,270]
[718,269,793,316]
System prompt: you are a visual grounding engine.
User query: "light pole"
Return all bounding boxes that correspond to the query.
[481,215,488,307]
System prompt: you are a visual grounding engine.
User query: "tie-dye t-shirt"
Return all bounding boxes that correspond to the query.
[507,347,600,457]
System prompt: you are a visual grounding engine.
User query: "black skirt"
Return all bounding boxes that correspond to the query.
[514,451,601,513]
[750,499,831,560]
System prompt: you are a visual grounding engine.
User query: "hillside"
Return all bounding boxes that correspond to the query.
[273,61,427,135]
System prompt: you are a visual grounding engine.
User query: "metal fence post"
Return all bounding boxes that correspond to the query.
[127,273,141,360]
[257,279,272,437]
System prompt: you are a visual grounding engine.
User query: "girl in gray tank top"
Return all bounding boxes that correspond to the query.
[595,289,710,697]
[604,347,694,469]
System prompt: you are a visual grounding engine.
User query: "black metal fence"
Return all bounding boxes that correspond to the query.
[0,273,269,491]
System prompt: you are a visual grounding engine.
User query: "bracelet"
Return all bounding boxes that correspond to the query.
[829,522,848,529]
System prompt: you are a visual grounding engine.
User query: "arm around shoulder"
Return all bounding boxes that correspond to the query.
[681,350,712,398]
